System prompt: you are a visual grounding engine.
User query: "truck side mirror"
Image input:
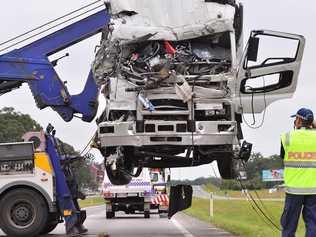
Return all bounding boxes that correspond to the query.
[247,37,260,62]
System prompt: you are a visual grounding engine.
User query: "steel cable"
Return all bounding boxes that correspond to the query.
[0,1,104,53]
[210,158,281,232]
[80,131,97,156]
[237,178,281,232]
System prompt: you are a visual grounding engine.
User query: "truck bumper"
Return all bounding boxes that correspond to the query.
[105,197,151,212]
[99,121,237,146]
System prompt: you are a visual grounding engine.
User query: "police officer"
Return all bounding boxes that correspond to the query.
[280,108,316,237]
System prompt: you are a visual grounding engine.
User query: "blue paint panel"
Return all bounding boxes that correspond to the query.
[46,133,77,229]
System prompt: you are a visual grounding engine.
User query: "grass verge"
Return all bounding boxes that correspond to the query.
[185,198,305,237]
[79,196,104,208]
[202,184,285,199]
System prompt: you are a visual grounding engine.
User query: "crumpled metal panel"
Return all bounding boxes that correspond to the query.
[108,76,137,110]
[109,0,235,41]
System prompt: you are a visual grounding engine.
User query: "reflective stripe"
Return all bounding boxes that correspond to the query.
[286,187,316,194]
[284,161,316,168]
[285,132,290,146]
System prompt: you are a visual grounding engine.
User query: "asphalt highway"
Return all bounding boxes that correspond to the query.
[0,188,238,237]
[43,205,236,237]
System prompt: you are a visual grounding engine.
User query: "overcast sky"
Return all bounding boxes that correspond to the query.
[0,0,314,180]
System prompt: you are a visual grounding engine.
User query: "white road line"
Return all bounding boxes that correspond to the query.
[171,218,195,237]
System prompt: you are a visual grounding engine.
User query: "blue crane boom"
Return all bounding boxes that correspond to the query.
[0,9,110,122]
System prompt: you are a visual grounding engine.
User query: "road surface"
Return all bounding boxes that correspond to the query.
[0,205,236,237]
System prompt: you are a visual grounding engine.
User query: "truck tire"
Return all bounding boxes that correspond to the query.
[144,211,150,219]
[0,188,48,237]
[106,211,115,219]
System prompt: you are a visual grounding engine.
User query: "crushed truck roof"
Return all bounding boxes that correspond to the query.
[108,0,236,41]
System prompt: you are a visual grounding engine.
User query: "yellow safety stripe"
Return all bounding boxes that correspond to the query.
[34,152,52,174]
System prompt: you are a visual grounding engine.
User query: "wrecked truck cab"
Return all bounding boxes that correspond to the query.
[94,0,305,185]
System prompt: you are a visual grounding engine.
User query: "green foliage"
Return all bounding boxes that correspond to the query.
[246,153,283,180]
[79,196,104,208]
[0,107,42,142]
[170,176,222,187]
[220,177,263,190]
[74,153,99,191]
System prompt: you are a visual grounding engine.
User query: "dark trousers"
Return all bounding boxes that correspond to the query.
[281,193,316,237]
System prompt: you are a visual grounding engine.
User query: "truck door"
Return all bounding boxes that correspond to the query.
[236,30,305,113]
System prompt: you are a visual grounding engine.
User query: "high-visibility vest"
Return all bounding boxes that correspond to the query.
[281,129,316,195]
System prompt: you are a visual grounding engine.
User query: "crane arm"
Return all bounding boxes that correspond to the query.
[0,9,110,122]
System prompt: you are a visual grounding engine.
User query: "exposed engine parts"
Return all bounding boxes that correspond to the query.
[93,35,232,95]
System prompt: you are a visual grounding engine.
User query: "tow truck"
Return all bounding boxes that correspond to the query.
[0,3,111,236]
[0,126,88,236]
[0,0,306,235]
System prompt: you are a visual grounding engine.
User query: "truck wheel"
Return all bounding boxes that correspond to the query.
[144,211,150,219]
[217,155,235,179]
[0,188,48,237]
[106,211,115,219]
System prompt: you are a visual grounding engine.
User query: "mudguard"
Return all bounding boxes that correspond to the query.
[168,185,193,219]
